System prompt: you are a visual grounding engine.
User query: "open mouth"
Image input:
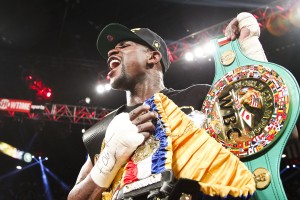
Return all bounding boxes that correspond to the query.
[108,57,121,70]
[107,57,121,79]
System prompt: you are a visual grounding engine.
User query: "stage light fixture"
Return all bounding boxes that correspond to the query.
[96,84,105,94]
[24,71,53,101]
[16,166,22,170]
[85,97,91,104]
[105,83,111,91]
[185,52,194,61]
[204,42,215,55]
[46,91,52,98]
[23,152,32,163]
[194,47,204,58]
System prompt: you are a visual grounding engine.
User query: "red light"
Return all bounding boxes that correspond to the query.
[24,71,53,101]
[46,91,52,98]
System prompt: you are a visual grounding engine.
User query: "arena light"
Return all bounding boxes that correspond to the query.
[185,52,194,61]
[41,87,52,99]
[23,152,33,163]
[96,83,111,94]
[104,83,111,91]
[38,156,53,200]
[0,141,33,163]
[193,47,205,58]
[96,84,105,94]
[85,97,91,104]
[203,42,215,55]
[24,71,53,101]
[46,91,52,98]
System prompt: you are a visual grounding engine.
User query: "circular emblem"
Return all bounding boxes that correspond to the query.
[202,65,289,158]
[221,50,235,66]
[132,136,160,163]
[253,167,271,189]
[106,34,114,42]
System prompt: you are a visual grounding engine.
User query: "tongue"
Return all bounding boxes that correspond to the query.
[111,61,120,68]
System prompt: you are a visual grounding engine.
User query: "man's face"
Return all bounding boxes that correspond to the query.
[107,41,150,90]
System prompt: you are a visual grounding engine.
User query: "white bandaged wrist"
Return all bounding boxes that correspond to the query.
[237,12,268,62]
[90,112,144,188]
[90,146,119,188]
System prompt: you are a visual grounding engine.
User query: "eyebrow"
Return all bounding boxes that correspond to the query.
[117,41,131,46]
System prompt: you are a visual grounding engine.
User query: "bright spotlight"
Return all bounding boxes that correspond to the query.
[286,165,290,168]
[45,157,48,161]
[194,47,204,58]
[204,42,215,55]
[23,152,32,163]
[46,91,52,98]
[96,84,105,94]
[282,154,286,158]
[185,52,194,61]
[85,97,91,104]
[82,128,86,133]
[39,156,42,160]
[293,164,296,168]
[104,83,111,91]
[16,166,22,170]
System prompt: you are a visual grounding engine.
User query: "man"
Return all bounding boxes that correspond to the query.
[68,13,263,200]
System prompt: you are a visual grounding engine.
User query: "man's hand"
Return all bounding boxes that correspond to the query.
[129,104,157,138]
[224,17,240,41]
[224,12,267,62]
[91,112,144,188]
[90,104,157,188]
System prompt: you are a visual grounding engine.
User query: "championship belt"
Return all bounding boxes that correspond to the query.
[111,93,256,200]
[201,37,300,200]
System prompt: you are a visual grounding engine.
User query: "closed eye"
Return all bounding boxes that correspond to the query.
[116,41,131,49]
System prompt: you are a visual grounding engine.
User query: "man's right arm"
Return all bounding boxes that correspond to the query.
[68,157,105,200]
[68,106,156,200]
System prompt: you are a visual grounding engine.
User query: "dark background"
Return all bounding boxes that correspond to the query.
[0,0,299,199]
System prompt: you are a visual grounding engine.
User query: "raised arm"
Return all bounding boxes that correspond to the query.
[225,12,268,62]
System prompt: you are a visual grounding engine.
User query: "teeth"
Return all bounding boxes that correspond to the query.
[109,59,120,69]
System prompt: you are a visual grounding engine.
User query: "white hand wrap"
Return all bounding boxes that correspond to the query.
[90,112,145,188]
[237,12,268,62]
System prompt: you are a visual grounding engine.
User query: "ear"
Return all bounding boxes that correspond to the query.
[147,51,162,65]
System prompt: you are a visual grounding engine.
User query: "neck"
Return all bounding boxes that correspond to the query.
[126,76,165,106]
